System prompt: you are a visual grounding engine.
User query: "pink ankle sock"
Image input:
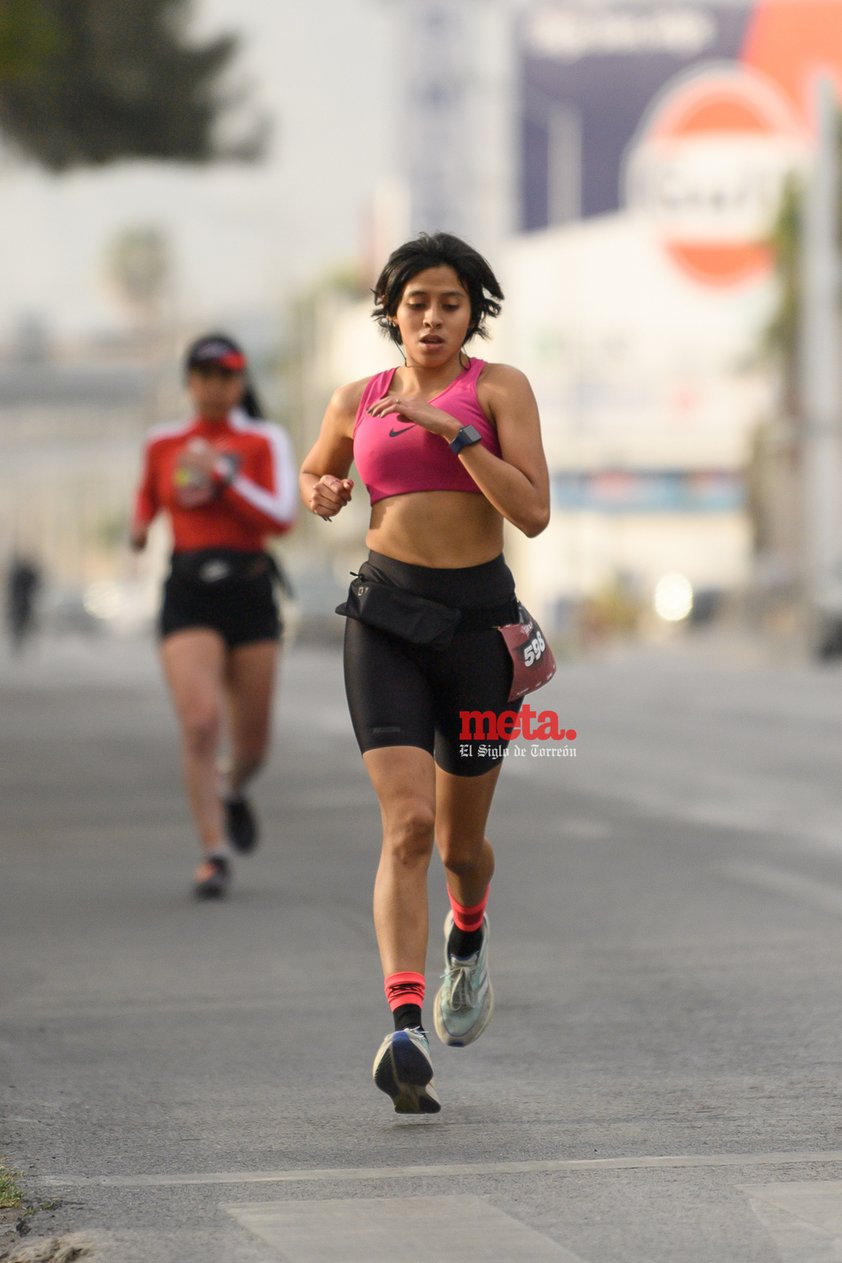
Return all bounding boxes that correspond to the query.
[448,888,489,933]
[384,971,425,1011]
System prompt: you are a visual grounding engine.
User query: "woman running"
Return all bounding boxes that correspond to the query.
[299,233,550,1113]
[131,333,297,898]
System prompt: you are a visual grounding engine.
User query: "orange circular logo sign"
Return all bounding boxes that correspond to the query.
[624,66,809,287]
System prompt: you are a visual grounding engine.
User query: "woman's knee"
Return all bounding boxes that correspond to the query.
[181,706,221,757]
[382,799,436,867]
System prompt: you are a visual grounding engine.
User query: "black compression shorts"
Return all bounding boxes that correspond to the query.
[342,552,522,777]
[160,550,281,648]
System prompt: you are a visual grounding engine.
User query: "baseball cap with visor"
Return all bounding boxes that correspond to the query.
[185,334,247,375]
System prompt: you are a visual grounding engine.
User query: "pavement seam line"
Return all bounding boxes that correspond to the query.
[35,1150,842,1188]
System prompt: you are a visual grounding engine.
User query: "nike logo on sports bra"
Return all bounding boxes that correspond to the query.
[388,425,414,437]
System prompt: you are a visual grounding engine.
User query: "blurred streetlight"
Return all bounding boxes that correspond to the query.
[654,572,694,624]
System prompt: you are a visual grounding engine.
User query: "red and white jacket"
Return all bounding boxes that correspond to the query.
[132,409,297,552]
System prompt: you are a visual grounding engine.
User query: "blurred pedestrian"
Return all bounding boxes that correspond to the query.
[131,333,297,898]
[6,554,41,652]
[299,232,551,1113]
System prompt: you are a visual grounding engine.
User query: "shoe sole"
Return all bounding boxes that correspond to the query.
[193,869,230,899]
[372,1034,441,1114]
[193,881,228,899]
[227,834,257,855]
[433,981,494,1047]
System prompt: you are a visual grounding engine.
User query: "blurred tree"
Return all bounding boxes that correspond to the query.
[107,226,170,314]
[0,0,266,170]
[762,118,842,416]
[762,176,802,420]
[748,117,842,574]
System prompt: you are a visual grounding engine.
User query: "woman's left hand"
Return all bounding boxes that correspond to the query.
[366,393,459,441]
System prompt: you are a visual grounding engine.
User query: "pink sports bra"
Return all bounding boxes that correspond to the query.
[353,357,501,504]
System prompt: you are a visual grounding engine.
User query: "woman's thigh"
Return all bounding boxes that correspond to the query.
[343,619,437,757]
[431,627,519,776]
[159,628,227,726]
[363,744,437,843]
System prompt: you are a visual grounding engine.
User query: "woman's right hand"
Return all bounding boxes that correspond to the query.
[308,475,354,521]
[173,439,217,507]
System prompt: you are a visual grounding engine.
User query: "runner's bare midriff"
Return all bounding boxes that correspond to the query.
[366,490,503,568]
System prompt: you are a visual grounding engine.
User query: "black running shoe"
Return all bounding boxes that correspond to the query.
[193,855,231,899]
[224,795,258,854]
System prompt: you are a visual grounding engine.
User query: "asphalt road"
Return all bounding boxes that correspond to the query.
[2,626,842,1263]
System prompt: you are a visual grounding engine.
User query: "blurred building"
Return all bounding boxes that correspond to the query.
[390,0,516,260]
[0,334,181,632]
[0,348,150,574]
[497,0,842,634]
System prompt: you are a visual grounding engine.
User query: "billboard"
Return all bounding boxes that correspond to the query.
[500,0,842,609]
[519,0,842,287]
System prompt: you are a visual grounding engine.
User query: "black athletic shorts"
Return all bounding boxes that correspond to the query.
[160,549,281,648]
[342,551,522,777]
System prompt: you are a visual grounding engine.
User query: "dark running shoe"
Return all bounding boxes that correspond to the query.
[193,855,231,899]
[224,795,258,854]
[372,1028,441,1114]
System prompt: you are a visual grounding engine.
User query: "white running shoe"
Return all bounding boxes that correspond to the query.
[433,913,494,1047]
[372,1027,441,1114]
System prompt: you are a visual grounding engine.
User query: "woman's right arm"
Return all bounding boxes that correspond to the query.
[129,437,159,551]
[299,379,364,521]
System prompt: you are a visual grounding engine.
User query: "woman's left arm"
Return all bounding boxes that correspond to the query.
[184,424,298,534]
[466,364,550,537]
[216,423,298,535]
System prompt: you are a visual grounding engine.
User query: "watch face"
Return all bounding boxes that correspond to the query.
[452,425,482,453]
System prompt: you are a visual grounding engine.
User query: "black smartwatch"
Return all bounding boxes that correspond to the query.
[449,424,482,455]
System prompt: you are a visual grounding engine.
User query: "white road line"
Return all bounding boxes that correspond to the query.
[726,862,842,917]
[742,1181,842,1262]
[37,1150,842,1188]
[743,1181,842,1233]
[226,1195,587,1263]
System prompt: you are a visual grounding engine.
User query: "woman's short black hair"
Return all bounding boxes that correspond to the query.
[372,232,504,347]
